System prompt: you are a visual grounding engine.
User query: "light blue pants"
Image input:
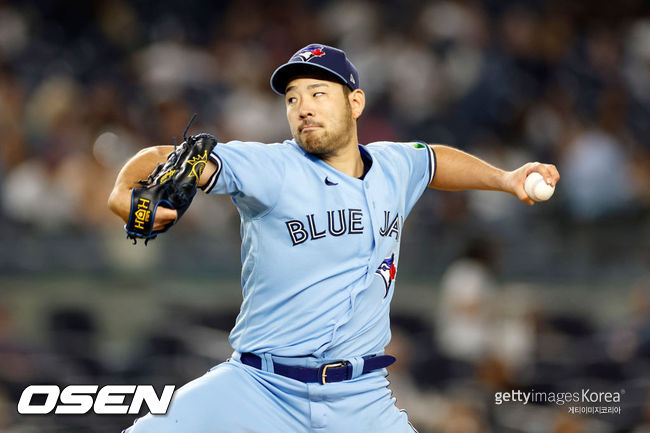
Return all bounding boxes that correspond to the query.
[122,354,417,433]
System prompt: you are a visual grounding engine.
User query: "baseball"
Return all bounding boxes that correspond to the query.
[524,172,555,201]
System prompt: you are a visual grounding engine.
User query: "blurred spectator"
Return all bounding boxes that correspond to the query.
[560,89,638,221]
[624,19,650,104]
[0,69,26,174]
[436,239,498,363]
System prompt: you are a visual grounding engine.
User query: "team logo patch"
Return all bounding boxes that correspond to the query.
[375,253,397,298]
[296,46,326,62]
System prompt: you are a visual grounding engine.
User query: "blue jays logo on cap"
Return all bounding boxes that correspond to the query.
[294,46,326,62]
[375,252,397,298]
[270,43,360,95]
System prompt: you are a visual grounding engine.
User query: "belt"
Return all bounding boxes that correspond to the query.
[240,352,396,385]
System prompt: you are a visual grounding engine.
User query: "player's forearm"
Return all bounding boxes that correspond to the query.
[108,145,175,222]
[428,145,509,192]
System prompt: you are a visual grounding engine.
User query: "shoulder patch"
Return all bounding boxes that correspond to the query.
[408,142,427,149]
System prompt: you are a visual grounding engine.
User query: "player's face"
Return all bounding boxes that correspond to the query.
[285,78,355,158]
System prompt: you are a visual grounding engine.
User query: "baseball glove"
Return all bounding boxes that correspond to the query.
[125,127,217,244]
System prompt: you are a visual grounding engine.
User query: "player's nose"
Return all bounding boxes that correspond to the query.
[298,100,315,119]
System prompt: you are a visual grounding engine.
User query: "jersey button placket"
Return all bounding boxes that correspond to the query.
[362,180,381,254]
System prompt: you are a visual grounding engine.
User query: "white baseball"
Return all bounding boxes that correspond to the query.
[524,172,555,201]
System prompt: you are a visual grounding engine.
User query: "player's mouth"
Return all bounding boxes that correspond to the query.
[299,123,322,133]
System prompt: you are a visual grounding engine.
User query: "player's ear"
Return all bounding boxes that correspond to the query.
[349,89,365,120]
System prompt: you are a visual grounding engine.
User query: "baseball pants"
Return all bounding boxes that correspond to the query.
[122,353,417,433]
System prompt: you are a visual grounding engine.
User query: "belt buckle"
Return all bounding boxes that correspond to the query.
[319,361,347,385]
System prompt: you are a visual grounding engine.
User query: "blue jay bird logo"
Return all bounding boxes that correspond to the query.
[375,253,397,298]
[295,46,326,62]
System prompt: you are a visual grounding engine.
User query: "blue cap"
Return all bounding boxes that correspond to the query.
[270,44,359,95]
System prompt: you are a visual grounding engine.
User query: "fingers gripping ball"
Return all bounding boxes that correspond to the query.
[524,172,555,202]
[125,133,217,243]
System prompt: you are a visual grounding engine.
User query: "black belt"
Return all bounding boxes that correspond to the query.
[240,353,396,385]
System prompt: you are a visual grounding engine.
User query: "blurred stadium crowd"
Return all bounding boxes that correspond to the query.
[0,0,649,432]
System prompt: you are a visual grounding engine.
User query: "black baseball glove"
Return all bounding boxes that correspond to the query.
[125,132,217,244]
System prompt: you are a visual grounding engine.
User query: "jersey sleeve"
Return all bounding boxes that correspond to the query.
[201,140,286,216]
[394,141,436,216]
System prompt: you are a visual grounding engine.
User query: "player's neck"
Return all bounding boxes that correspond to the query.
[321,141,364,178]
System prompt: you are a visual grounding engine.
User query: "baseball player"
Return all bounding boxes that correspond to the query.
[108,44,559,433]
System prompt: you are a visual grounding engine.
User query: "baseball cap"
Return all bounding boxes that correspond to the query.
[270,44,359,95]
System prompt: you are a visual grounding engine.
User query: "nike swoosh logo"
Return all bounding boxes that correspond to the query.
[325,177,338,186]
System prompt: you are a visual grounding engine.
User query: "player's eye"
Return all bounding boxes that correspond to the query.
[287,96,296,104]
[313,92,324,97]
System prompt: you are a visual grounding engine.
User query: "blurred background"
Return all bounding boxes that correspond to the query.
[0,0,649,432]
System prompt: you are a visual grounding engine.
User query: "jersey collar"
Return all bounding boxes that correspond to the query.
[287,139,374,181]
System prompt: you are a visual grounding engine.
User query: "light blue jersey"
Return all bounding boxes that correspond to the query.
[203,139,435,360]
[124,140,435,433]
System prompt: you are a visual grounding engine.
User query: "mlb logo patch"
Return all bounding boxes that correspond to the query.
[375,253,397,298]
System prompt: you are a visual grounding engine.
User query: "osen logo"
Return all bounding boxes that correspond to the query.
[17,384,176,415]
